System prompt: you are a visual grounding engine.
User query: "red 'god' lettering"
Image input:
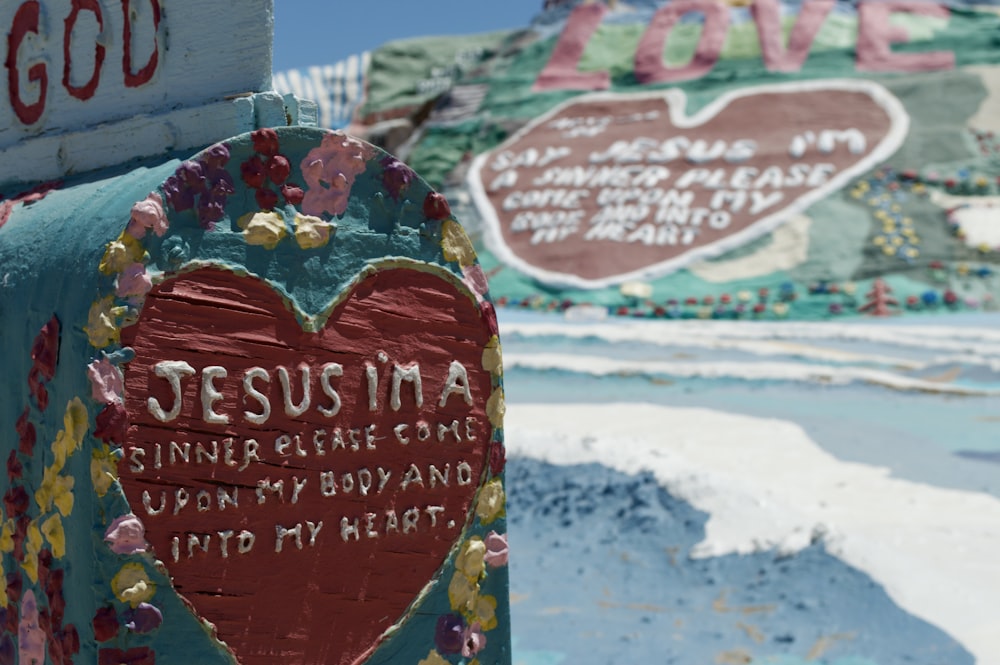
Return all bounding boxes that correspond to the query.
[4,0,161,125]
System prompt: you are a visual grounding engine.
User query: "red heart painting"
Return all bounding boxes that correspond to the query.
[119,265,495,665]
[469,81,907,288]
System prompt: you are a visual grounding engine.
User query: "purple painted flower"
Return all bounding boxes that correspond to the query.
[380,156,414,200]
[434,613,465,654]
[104,514,149,555]
[201,143,231,170]
[124,603,162,634]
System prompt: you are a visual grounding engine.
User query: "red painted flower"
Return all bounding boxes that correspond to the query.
[16,410,35,455]
[255,187,279,211]
[281,184,305,206]
[94,403,129,445]
[251,128,280,157]
[268,155,291,185]
[240,155,266,189]
[92,607,119,642]
[98,647,154,665]
[423,192,452,220]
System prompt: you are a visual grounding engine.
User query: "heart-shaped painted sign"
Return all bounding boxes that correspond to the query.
[119,263,494,665]
[468,80,908,288]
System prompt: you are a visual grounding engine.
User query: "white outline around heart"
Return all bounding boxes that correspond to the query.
[467,79,910,290]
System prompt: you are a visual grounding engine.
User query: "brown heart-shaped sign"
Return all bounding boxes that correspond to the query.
[119,264,494,665]
[468,80,908,288]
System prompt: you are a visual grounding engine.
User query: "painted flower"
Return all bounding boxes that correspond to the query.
[18,591,45,664]
[473,595,498,632]
[489,439,506,476]
[300,132,372,217]
[91,444,119,498]
[294,213,335,249]
[462,264,489,300]
[0,520,14,554]
[124,603,162,633]
[423,191,452,220]
[251,128,280,157]
[482,337,502,386]
[104,514,148,555]
[239,211,287,249]
[64,397,88,445]
[455,537,486,581]
[486,387,505,429]
[126,193,168,239]
[475,478,505,525]
[116,263,153,299]
[380,156,414,200]
[111,563,155,607]
[441,219,476,267]
[434,613,465,654]
[40,514,65,558]
[417,650,450,665]
[99,232,145,275]
[462,622,487,658]
[94,403,128,445]
[30,316,60,380]
[92,606,119,642]
[35,466,74,517]
[85,296,123,348]
[87,358,124,404]
[484,531,508,568]
[241,155,267,189]
[21,522,42,583]
[448,569,478,614]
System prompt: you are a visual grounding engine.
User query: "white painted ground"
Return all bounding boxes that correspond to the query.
[505,403,1000,665]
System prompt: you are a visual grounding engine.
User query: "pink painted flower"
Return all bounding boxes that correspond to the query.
[126,193,168,239]
[87,357,123,404]
[115,263,153,299]
[461,622,487,658]
[300,132,372,217]
[18,590,45,665]
[104,514,149,555]
[484,531,508,568]
[462,264,489,300]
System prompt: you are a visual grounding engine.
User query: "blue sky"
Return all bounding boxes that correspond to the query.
[272,1,542,72]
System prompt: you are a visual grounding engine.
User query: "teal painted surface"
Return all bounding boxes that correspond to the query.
[0,126,510,664]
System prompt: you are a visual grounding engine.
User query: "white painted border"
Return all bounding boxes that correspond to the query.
[467,79,910,290]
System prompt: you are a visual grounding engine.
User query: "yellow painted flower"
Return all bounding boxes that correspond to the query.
[112,563,156,607]
[99,232,145,275]
[41,514,65,558]
[0,565,5,607]
[442,220,476,267]
[239,211,287,249]
[91,445,119,498]
[22,521,43,583]
[35,466,74,517]
[474,594,498,631]
[456,537,486,581]
[482,336,502,378]
[448,569,478,614]
[476,478,506,525]
[86,296,123,348]
[64,397,88,446]
[0,520,12,553]
[772,302,789,317]
[418,650,450,665]
[294,213,335,249]
[486,387,505,429]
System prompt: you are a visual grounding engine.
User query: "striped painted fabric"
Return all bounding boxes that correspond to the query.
[273,52,371,129]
